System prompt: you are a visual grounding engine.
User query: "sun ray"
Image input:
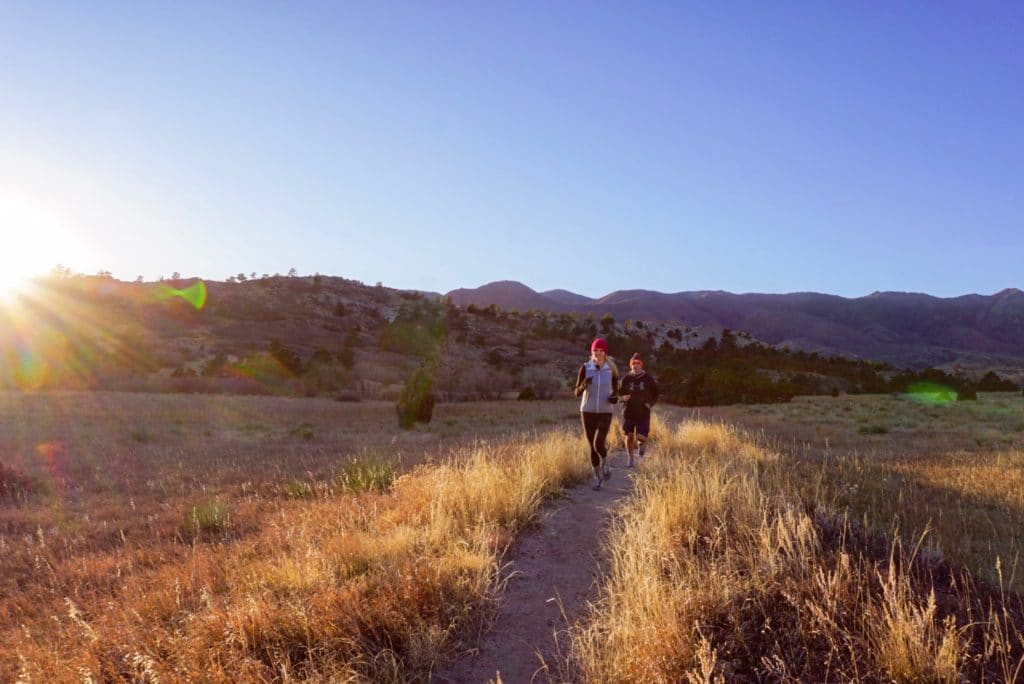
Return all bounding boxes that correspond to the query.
[0,196,91,300]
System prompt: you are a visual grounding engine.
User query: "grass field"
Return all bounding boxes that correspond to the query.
[0,392,580,680]
[2,390,1023,680]
[570,411,1024,682]
[682,392,1024,592]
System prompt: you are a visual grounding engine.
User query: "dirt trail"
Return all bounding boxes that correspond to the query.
[435,450,638,684]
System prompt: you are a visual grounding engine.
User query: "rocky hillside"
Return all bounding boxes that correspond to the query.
[0,274,723,399]
[3,274,1020,401]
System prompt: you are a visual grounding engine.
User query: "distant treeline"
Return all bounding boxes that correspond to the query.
[598,328,1020,406]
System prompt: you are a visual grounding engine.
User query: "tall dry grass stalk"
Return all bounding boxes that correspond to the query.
[8,429,590,682]
[569,419,1024,682]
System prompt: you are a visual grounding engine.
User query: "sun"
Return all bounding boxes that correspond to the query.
[0,198,84,299]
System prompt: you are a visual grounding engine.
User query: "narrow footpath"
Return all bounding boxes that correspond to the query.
[435,450,638,684]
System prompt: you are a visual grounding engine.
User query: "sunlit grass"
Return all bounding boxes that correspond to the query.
[0,392,585,680]
[5,427,590,680]
[5,390,1024,680]
[568,419,1024,682]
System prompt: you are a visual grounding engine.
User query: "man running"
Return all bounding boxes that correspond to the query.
[618,352,659,467]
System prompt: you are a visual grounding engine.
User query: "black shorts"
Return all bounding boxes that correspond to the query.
[622,414,650,437]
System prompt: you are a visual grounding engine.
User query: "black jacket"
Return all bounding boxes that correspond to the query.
[618,370,658,419]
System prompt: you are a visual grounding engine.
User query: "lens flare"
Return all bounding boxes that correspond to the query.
[157,280,207,309]
[906,381,957,405]
[35,441,70,488]
[11,342,46,390]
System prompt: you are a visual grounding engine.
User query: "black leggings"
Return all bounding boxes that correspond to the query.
[581,412,613,467]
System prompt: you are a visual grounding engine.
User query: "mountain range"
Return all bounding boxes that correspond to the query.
[446,281,1024,370]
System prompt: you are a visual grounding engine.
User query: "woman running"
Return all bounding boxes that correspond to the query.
[574,337,619,490]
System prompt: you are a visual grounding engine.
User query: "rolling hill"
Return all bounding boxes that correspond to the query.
[447,281,1024,370]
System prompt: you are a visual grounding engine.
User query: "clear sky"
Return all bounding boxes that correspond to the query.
[1,2,1020,298]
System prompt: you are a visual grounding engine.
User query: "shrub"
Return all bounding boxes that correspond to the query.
[0,462,38,501]
[520,366,563,399]
[957,386,978,401]
[269,340,303,375]
[284,480,315,499]
[517,386,538,401]
[334,391,361,402]
[858,423,890,435]
[182,499,231,538]
[291,421,315,440]
[130,428,154,443]
[335,456,396,493]
[200,353,228,377]
[397,363,436,428]
[337,346,355,369]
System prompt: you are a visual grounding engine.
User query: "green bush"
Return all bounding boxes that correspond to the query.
[857,423,890,434]
[397,363,436,428]
[335,456,396,493]
[517,386,538,400]
[183,499,231,538]
[284,480,315,499]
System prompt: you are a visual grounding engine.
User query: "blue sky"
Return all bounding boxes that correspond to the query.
[1,2,1020,298]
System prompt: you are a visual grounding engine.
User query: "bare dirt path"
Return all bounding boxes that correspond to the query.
[434,450,638,684]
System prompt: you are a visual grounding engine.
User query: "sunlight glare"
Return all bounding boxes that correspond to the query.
[0,198,84,299]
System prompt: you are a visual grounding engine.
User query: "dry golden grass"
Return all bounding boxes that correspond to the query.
[0,392,589,681]
[678,393,1024,592]
[6,391,1023,680]
[7,430,590,681]
[569,419,1024,682]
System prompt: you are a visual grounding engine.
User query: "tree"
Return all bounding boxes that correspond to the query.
[520,366,562,399]
[977,371,1018,392]
[310,348,334,365]
[269,340,303,375]
[288,267,298,277]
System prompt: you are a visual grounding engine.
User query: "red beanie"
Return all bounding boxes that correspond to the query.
[591,337,608,352]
